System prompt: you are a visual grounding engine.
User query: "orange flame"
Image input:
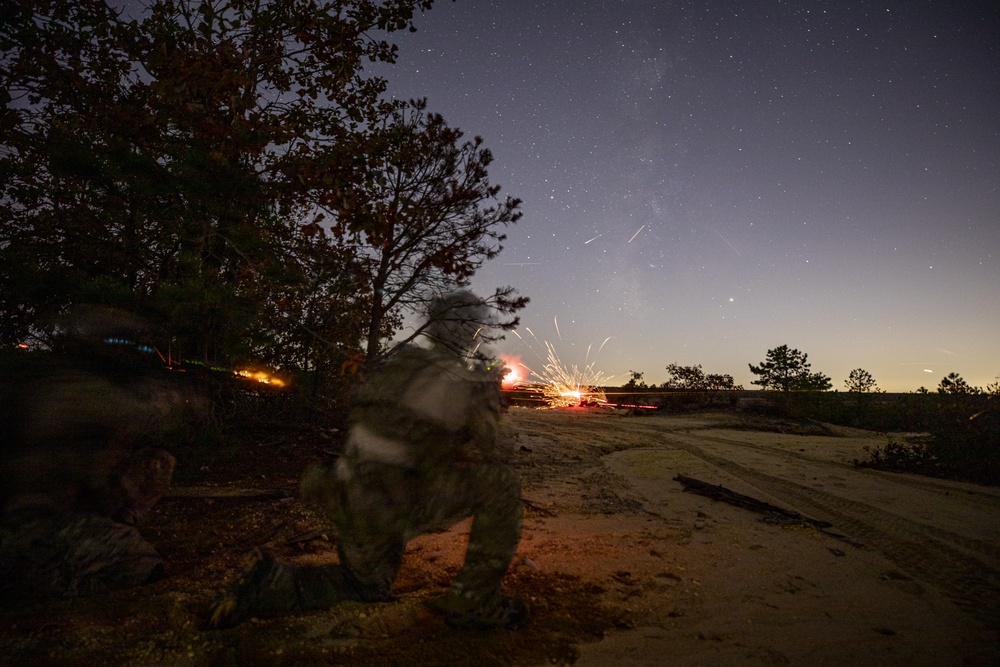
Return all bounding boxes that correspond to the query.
[234,368,287,388]
[499,355,526,389]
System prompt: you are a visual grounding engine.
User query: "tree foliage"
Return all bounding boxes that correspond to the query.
[621,370,648,391]
[854,373,1000,485]
[937,372,976,395]
[663,363,737,392]
[663,363,738,392]
[2,0,524,381]
[2,0,436,359]
[662,363,706,390]
[844,368,880,394]
[748,345,831,392]
[331,99,526,360]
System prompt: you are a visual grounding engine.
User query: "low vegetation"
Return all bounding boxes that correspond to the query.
[619,350,1000,486]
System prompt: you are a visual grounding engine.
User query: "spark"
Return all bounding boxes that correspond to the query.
[507,324,613,408]
[516,328,547,359]
[522,327,545,347]
[584,233,604,244]
[553,316,562,344]
[531,341,609,407]
[627,225,646,244]
[502,262,543,266]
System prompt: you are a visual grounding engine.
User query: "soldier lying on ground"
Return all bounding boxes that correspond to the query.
[208,291,527,630]
[0,309,182,597]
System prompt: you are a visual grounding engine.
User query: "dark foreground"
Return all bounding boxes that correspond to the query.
[2,409,998,666]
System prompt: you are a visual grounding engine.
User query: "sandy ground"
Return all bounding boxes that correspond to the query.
[508,408,1000,666]
[2,407,999,666]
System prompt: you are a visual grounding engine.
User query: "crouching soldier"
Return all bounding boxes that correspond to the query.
[208,291,526,630]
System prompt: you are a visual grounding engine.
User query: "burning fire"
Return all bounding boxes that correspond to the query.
[234,368,287,388]
[498,355,526,389]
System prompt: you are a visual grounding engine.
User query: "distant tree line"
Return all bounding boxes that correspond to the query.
[618,344,1000,485]
[618,344,826,397]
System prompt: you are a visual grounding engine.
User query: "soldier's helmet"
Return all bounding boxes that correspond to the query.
[424,291,491,356]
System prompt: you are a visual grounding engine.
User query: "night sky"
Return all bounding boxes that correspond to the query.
[377,0,1000,392]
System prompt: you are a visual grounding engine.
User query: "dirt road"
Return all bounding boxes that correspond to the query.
[508,408,1000,666]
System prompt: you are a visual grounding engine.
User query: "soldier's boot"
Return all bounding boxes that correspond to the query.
[443,593,528,630]
[207,548,297,629]
[208,548,365,629]
[439,464,525,630]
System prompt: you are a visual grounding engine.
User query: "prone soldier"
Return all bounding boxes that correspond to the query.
[1,309,183,597]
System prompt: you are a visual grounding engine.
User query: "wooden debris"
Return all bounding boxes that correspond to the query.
[284,528,334,545]
[166,486,292,500]
[673,474,832,529]
[520,497,557,516]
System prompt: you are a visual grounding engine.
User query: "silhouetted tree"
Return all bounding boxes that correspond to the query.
[1,0,435,367]
[621,370,648,391]
[330,100,526,361]
[801,372,833,391]
[845,368,880,394]
[662,363,738,392]
[844,368,881,423]
[937,372,976,395]
[705,373,738,391]
[663,363,706,390]
[748,345,831,392]
[660,363,740,407]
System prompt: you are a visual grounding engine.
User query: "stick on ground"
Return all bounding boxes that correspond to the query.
[674,474,833,529]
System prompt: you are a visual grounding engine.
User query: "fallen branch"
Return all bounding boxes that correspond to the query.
[284,528,335,545]
[166,486,293,500]
[521,497,558,516]
[674,474,832,529]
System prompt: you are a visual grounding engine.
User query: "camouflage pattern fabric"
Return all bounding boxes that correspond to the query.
[1,313,189,599]
[212,454,523,626]
[207,547,366,628]
[0,446,174,598]
[311,344,521,605]
[351,345,514,466]
[302,455,522,607]
[238,345,523,619]
[204,340,523,628]
[0,512,164,597]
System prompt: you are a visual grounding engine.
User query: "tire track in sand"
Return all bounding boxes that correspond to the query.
[680,431,1000,564]
[665,432,1000,631]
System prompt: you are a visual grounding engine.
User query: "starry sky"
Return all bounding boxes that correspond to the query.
[375,0,1000,392]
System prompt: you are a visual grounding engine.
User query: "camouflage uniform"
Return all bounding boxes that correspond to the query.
[311,345,522,605]
[1,338,179,598]
[210,343,525,629]
[0,510,166,597]
[0,445,174,598]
